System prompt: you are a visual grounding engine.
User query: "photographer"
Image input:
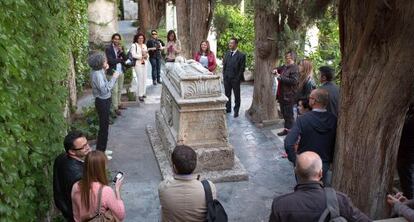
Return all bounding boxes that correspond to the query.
[147,29,165,85]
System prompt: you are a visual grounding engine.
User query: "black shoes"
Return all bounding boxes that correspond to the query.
[277,129,288,136]
[234,113,239,118]
[157,80,162,84]
[226,110,231,113]
[153,80,157,85]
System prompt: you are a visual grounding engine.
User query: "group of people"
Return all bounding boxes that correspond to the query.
[53,131,125,221]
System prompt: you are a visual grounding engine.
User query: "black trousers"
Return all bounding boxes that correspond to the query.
[95,97,111,152]
[224,78,241,114]
[398,160,414,199]
[280,102,294,129]
[150,57,161,81]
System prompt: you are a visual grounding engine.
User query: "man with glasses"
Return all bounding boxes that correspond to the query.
[284,89,337,185]
[147,29,165,85]
[53,131,91,221]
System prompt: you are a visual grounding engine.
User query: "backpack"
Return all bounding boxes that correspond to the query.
[201,180,228,222]
[125,43,137,68]
[318,188,347,222]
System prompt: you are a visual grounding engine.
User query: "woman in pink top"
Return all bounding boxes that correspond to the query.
[194,40,217,73]
[71,151,125,221]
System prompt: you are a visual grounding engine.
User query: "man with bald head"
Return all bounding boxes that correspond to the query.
[269,152,371,222]
[285,88,337,184]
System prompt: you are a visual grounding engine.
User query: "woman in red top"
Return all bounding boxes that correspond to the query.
[194,40,217,73]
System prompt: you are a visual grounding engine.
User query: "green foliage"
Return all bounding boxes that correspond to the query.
[307,8,340,84]
[214,3,255,69]
[0,0,71,220]
[70,107,100,140]
[68,0,90,92]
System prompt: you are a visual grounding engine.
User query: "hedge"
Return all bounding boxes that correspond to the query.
[0,0,88,220]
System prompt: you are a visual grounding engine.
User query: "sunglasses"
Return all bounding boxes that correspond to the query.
[152,33,157,35]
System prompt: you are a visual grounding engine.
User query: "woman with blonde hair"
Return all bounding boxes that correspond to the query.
[71,151,125,221]
[296,59,316,102]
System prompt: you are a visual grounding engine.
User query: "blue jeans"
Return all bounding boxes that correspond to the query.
[149,57,161,81]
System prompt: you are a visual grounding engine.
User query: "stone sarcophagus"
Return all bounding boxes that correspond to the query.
[150,59,247,182]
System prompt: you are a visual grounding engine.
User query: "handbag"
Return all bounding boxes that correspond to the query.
[83,185,120,222]
[125,43,138,68]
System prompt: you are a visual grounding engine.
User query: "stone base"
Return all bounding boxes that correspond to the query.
[146,125,249,183]
[155,111,234,172]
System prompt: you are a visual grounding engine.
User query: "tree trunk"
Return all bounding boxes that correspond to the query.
[68,52,77,113]
[332,1,414,219]
[138,0,165,35]
[176,0,213,58]
[246,2,279,123]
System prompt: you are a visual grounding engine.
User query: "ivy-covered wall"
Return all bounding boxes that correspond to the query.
[0,0,87,220]
[68,0,90,91]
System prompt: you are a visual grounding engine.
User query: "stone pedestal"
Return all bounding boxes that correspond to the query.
[88,0,118,45]
[147,59,248,182]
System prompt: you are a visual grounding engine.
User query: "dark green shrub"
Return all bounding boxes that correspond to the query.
[0,0,87,220]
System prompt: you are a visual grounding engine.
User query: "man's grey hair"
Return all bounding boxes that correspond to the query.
[88,51,106,70]
[314,88,330,108]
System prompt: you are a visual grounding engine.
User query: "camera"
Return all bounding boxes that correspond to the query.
[113,171,124,183]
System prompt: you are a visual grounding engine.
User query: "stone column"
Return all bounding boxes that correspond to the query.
[88,0,118,47]
[166,1,177,32]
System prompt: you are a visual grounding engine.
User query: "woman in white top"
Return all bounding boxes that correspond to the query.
[131,33,148,102]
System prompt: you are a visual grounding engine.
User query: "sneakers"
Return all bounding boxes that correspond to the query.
[105,150,113,160]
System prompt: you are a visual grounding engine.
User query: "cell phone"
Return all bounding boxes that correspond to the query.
[113,171,124,183]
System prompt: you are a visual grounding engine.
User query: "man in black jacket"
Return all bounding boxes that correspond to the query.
[105,33,127,116]
[269,151,371,222]
[319,66,340,117]
[223,37,246,118]
[275,51,299,136]
[147,29,165,85]
[53,131,91,221]
[284,88,337,184]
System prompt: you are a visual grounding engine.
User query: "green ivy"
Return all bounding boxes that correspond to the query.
[307,8,340,84]
[0,1,73,221]
[68,0,90,92]
[214,3,255,70]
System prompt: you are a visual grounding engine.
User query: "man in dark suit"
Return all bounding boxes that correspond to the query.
[223,37,246,118]
[105,33,127,116]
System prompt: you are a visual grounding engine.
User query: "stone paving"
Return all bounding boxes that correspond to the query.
[78,20,295,222]
[104,81,296,222]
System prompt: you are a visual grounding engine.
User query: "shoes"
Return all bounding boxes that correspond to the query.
[115,109,122,116]
[234,113,239,118]
[139,97,145,102]
[157,80,162,84]
[277,129,288,136]
[106,155,113,160]
[153,80,157,85]
[226,110,231,113]
[143,95,147,98]
[105,150,113,155]
[118,104,127,110]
